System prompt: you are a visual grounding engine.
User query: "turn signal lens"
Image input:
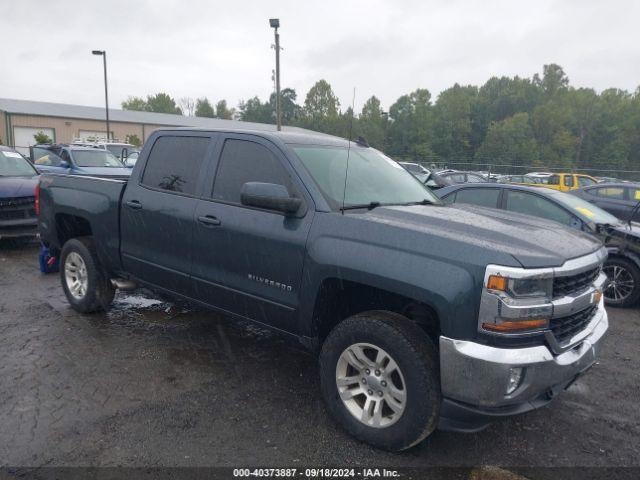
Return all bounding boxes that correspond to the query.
[482,319,549,332]
[594,290,602,304]
[487,275,507,291]
[35,182,41,216]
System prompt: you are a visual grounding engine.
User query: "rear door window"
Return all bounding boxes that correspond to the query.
[594,187,625,199]
[141,136,209,195]
[454,188,500,208]
[505,190,574,226]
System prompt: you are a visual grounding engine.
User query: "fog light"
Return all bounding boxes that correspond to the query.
[506,367,523,395]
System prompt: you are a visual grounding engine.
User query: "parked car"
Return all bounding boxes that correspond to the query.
[73,140,137,163]
[499,174,538,185]
[437,170,487,184]
[526,172,598,191]
[437,182,640,306]
[39,128,607,451]
[572,183,640,222]
[31,144,131,178]
[0,146,39,242]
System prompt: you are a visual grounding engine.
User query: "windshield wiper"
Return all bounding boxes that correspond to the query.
[399,199,434,206]
[340,201,382,211]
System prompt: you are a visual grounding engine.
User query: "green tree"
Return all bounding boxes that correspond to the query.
[145,93,182,114]
[432,84,478,161]
[125,134,142,148]
[195,97,215,118]
[122,93,182,114]
[357,95,387,150]
[534,63,570,96]
[269,88,301,125]
[475,112,539,168]
[121,96,148,111]
[215,100,234,119]
[33,131,53,144]
[387,88,435,161]
[238,96,273,123]
[301,79,340,133]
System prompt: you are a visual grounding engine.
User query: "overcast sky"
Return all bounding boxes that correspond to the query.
[2,0,639,114]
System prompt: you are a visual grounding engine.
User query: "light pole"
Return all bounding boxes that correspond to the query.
[269,18,282,131]
[92,50,110,141]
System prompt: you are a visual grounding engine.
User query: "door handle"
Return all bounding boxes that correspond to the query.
[197,215,221,226]
[125,200,142,210]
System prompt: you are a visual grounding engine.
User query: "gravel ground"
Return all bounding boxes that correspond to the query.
[1,243,639,478]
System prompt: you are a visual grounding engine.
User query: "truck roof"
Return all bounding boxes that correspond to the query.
[151,126,353,148]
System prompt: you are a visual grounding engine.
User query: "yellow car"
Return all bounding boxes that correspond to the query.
[528,172,598,192]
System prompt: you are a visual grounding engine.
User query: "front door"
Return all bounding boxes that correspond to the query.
[191,135,313,334]
[120,134,213,295]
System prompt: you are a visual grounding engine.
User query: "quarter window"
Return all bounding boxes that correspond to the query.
[141,136,209,195]
[212,139,293,205]
[506,190,574,226]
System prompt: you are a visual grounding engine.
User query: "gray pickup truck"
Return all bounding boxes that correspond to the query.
[38,127,609,451]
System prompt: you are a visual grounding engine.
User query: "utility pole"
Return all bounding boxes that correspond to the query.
[269,19,282,131]
[92,50,110,140]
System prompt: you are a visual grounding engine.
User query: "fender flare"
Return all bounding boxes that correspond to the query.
[606,246,640,270]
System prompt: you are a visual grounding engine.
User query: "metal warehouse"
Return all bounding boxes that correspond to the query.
[0,98,281,155]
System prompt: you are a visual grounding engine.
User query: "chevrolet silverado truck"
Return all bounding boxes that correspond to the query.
[38,128,609,451]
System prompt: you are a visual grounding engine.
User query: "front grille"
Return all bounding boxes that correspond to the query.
[0,196,36,221]
[550,305,598,343]
[553,267,600,298]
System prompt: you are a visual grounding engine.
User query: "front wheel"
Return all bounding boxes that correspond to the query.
[60,237,115,313]
[319,311,441,451]
[603,257,640,307]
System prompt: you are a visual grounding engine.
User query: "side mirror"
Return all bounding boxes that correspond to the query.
[121,148,129,160]
[59,161,70,169]
[240,182,302,214]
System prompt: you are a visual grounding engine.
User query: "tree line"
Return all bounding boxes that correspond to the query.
[121,64,640,174]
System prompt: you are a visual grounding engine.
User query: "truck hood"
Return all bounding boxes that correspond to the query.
[363,203,602,268]
[0,175,39,198]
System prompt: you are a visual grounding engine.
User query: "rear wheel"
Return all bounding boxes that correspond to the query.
[319,311,440,451]
[60,237,115,313]
[603,257,640,307]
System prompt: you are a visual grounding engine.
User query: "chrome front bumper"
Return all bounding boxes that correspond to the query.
[439,297,608,408]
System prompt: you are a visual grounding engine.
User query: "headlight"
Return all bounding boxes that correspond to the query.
[480,270,553,334]
[488,275,553,300]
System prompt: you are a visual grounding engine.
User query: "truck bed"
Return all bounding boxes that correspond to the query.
[38,173,128,273]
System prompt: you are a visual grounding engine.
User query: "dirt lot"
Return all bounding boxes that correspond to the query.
[1,243,639,476]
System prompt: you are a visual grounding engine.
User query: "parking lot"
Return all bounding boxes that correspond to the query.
[1,243,639,474]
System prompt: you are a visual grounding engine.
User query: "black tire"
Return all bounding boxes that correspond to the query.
[59,237,115,313]
[319,311,441,451]
[603,257,640,308]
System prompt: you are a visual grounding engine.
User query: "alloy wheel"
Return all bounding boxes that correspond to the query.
[335,343,407,428]
[64,252,88,300]
[603,264,635,302]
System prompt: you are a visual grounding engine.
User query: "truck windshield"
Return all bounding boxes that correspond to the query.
[0,150,38,177]
[292,145,440,210]
[72,150,124,168]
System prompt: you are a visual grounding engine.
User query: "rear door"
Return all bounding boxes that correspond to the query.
[120,133,214,295]
[191,134,314,334]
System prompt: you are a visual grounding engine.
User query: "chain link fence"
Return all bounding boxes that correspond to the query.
[410,160,640,182]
